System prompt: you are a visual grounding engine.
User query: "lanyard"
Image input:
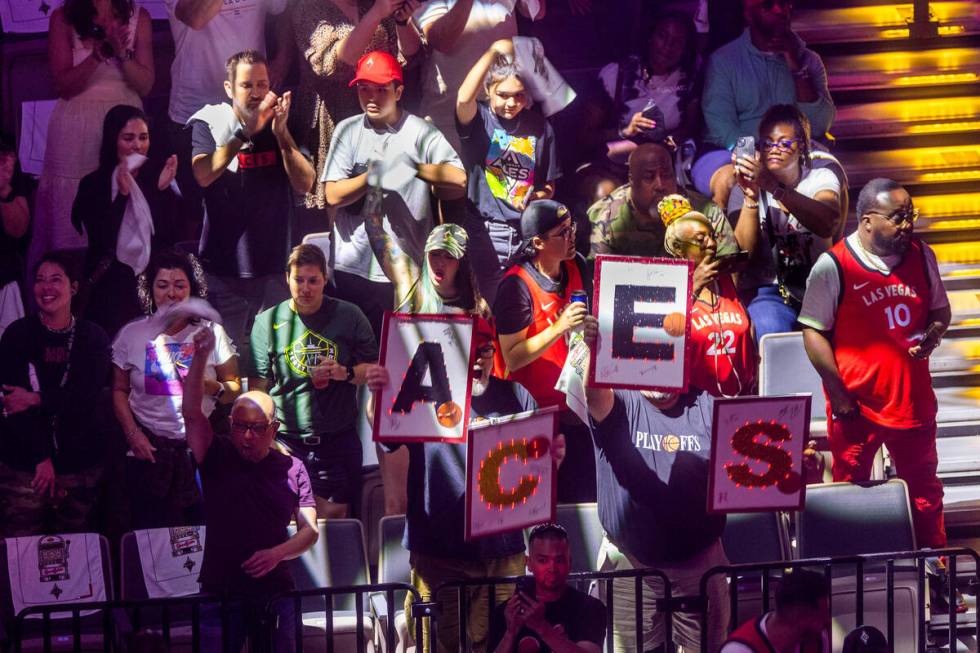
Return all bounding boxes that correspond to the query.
[48,319,76,453]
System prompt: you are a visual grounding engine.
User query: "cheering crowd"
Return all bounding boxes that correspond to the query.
[0,0,953,650]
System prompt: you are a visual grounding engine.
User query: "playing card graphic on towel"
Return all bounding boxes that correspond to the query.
[6,534,106,618]
[135,526,206,598]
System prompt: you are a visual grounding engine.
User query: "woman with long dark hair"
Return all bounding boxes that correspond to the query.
[71,105,178,338]
[30,0,154,275]
[0,252,111,536]
[111,249,239,528]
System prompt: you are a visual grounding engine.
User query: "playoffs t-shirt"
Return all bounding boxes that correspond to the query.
[590,390,724,566]
[458,102,559,223]
[250,298,378,438]
[489,586,606,652]
[113,319,236,440]
[192,108,299,277]
[199,436,315,595]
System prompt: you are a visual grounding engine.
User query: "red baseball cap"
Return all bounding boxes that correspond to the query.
[349,51,403,88]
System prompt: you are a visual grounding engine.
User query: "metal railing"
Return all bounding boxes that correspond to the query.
[698,547,980,652]
[434,568,678,653]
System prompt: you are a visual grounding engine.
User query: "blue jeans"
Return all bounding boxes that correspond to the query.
[744,285,800,344]
[463,216,522,307]
[200,597,296,652]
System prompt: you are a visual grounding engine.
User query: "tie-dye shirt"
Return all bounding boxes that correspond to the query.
[458,102,559,224]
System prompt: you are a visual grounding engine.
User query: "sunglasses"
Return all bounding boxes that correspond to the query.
[762,138,801,152]
[867,207,919,227]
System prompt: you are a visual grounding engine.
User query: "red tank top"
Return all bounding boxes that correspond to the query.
[726,615,828,653]
[501,261,585,410]
[688,276,756,397]
[828,238,936,428]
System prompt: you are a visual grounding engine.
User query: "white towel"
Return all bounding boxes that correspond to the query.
[555,332,590,425]
[134,527,206,598]
[187,103,241,173]
[0,280,25,339]
[6,534,107,618]
[511,36,576,118]
[113,152,154,275]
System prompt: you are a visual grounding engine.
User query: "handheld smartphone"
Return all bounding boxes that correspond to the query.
[716,250,750,264]
[515,575,535,599]
[734,136,756,162]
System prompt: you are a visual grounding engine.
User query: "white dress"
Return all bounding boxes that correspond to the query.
[30,10,142,268]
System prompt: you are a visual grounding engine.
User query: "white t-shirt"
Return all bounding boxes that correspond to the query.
[738,166,841,290]
[598,64,685,133]
[165,0,287,124]
[322,111,463,283]
[798,232,949,332]
[415,0,536,149]
[112,318,237,440]
[720,613,831,653]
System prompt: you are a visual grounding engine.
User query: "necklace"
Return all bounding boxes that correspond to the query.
[42,315,75,334]
[856,238,891,274]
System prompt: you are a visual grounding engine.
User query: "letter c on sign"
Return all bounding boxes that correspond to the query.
[478,437,549,510]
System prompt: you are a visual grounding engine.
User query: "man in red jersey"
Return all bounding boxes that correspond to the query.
[800,178,951,548]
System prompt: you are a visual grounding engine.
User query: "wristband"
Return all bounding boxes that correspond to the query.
[212,383,226,401]
[233,127,250,144]
[345,365,355,382]
[772,183,788,202]
[124,426,141,440]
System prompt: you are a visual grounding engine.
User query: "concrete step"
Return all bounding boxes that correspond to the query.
[830,97,980,143]
[796,2,980,45]
[835,143,980,188]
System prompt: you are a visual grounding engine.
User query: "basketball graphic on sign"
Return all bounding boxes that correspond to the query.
[663,312,686,337]
[437,401,463,428]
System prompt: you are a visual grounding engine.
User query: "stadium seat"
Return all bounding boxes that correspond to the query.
[555,503,604,574]
[287,519,375,652]
[722,512,790,566]
[798,480,919,651]
[1,534,113,652]
[372,515,413,653]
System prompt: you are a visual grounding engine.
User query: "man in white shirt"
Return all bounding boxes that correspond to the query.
[413,0,545,151]
[323,51,466,339]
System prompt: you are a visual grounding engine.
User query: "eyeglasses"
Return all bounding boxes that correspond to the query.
[476,344,496,357]
[229,419,278,435]
[762,138,801,152]
[546,223,577,240]
[867,207,919,227]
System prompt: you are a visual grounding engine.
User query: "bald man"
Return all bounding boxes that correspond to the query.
[183,327,318,652]
[588,143,742,262]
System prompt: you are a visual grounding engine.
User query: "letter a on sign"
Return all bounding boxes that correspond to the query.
[590,256,692,391]
[373,313,476,443]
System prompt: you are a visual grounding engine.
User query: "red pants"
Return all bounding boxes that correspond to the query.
[828,414,946,549]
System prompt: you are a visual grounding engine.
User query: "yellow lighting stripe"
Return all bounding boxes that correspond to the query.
[895,72,978,86]
[919,169,980,182]
[943,269,980,278]
[906,121,980,134]
[924,219,980,231]
[805,3,976,28]
[881,25,967,39]
[914,194,980,218]
[931,243,980,265]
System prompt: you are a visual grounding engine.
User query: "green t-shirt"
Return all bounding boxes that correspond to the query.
[250,297,378,438]
[587,184,738,260]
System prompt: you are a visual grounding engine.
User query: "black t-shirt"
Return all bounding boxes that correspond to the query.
[191,119,299,278]
[590,390,725,566]
[250,297,378,438]
[0,317,110,473]
[489,586,606,652]
[493,255,593,335]
[199,437,316,595]
[391,377,537,560]
[457,102,560,224]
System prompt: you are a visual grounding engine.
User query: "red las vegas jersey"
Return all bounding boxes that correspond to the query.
[688,276,756,397]
[828,238,936,428]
